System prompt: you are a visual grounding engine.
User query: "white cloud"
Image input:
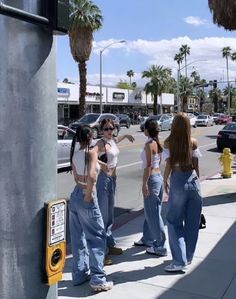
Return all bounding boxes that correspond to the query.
[90,36,236,87]
[184,16,208,26]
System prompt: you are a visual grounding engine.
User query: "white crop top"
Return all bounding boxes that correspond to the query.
[140,138,161,169]
[162,148,202,162]
[99,138,120,168]
[72,147,100,175]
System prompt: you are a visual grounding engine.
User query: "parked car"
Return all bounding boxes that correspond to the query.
[212,113,221,124]
[215,114,232,125]
[187,113,197,128]
[116,114,131,128]
[217,122,236,152]
[195,115,214,127]
[69,113,120,139]
[57,125,75,171]
[140,114,172,131]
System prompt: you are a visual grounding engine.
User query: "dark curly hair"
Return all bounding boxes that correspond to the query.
[144,119,163,153]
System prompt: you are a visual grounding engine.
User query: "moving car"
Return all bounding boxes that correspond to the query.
[231,112,236,122]
[57,125,75,171]
[69,113,120,139]
[215,114,232,125]
[116,114,131,128]
[195,115,214,127]
[217,122,236,152]
[140,114,172,131]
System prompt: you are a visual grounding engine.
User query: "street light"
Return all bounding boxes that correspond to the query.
[176,60,207,112]
[99,40,125,114]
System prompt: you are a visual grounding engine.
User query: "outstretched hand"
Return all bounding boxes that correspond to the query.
[127,135,135,143]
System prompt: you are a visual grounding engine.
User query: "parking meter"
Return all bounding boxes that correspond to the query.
[44,199,67,285]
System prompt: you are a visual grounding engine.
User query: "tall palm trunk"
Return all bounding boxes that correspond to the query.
[185,55,187,77]
[153,94,158,115]
[78,61,87,118]
[226,56,230,113]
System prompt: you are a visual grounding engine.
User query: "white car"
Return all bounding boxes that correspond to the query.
[195,115,214,127]
[187,113,197,128]
[57,125,75,171]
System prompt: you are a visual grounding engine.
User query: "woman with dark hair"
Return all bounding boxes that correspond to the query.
[163,113,202,272]
[69,125,113,292]
[95,119,134,263]
[135,119,167,256]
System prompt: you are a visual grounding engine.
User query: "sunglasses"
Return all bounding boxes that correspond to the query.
[103,127,114,131]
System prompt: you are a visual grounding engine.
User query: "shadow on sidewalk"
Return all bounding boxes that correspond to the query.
[203,192,236,207]
[156,221,236,299]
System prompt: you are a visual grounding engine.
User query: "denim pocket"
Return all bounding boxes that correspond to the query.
[184,173,200,192]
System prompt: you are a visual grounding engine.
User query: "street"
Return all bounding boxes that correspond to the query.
[57,124,225,217]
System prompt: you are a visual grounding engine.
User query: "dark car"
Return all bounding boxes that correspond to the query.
[116,114,131,128]
[215,114,232,125]
[217,122,236,152]
[69,113,120,139]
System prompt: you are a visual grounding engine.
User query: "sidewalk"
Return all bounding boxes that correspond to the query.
[58,168,236,299]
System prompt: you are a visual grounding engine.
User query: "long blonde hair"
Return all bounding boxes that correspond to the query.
[165,113,192,170]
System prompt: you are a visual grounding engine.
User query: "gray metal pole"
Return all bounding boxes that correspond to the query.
[99,50,103,114]
[226,58,230,115]
[177,69,180,112]
[0,2,57,299]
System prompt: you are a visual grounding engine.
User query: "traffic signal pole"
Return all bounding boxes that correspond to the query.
[0,2,58,299]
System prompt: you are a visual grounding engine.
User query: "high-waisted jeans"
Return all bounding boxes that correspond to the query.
[69,185,107,286]
[143,173,166,250]
[166,170,202,266]
[96,171,116,248]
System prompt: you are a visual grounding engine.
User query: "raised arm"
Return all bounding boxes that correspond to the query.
[115,134,135,144]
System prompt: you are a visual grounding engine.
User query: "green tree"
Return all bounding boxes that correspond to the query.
[69,0,103,118]
[179,76,193,111]
[223,84,236,112]
[116,81,130,89]
[142,65,171,115]
[126,70,134,88]
[179,44,191,77]
[209,88,222,112]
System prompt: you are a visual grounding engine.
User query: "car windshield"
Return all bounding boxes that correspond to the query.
[79,114,100,123]
[223,123,236,131]
[149,115,161,121]
[197,115,207,119]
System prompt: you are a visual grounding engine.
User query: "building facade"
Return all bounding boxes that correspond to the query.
[57,82,174,125]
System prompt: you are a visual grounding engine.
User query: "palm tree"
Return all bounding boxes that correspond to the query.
[179,44,191,77]
[142,65,171,115]
[69,0,103,118]
[174,53,184,75]
[222,46,231,113]
[126,70,134,88]
[208,0,236,31]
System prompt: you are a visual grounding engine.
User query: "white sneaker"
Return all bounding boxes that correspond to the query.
[164,263,186,272]
[90,281,113,292]
[146,246,167,256]
[134,239,152,247]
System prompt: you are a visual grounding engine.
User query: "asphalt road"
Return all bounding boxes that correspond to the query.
[57,124,225,217]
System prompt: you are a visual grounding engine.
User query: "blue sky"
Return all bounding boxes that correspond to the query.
[57,0,236,87]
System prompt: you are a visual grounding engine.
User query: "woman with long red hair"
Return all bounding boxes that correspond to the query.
[163,113,202,272]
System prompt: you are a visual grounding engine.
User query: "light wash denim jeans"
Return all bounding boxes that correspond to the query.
[69,185,107,286]
[166,170,202,266]
[139,219,154,246]
[96,171,116,248]
[143,173,166,251]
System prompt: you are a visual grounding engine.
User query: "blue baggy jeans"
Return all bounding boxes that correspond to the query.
[96,171,116,248]
[143,173,166,250]
[69,185,107,286]
[166,170,202,266]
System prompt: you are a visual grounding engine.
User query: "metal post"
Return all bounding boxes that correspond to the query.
[0,2,57,299]
[99,50,103,114]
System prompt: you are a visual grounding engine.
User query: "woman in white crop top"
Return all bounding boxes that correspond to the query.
[163,113,202,273]
[69,125,113,291]
[134,119,167,257]
[94,118,134,263]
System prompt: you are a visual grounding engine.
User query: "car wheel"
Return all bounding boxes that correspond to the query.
[217,145,223,152]
[92,128,98,139]
[113,126,119,137]
[126,122,130,129]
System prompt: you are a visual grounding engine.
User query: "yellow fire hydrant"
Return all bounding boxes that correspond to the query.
[219,148,233,178]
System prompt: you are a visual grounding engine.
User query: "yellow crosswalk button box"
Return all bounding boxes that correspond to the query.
[45,199,67,285]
